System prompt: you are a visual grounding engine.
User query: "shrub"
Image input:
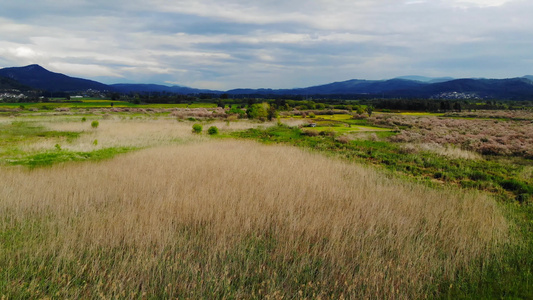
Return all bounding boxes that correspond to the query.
[207,126,219,135]
[192,123,203,134]
[302,130,319,137]
[469,171,489,181]
[319,130,335,137]
[228,107,246,118]
[336,135,350,144]
[500,179,531,194]
[247,102,270,121]
[81,117,87,122]
[91,120,99,129]
[516,193,531,204]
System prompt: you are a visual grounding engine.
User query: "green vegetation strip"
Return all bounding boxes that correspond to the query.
[6,147,135,168]
[232,125,532,201]
[0,121,79,146]
[0,101,218,110]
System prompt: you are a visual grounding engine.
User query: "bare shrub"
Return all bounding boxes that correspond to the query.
[399,143,418,154]
[336,135,351,144]
[373,115,533,157]
[302,129,319,136]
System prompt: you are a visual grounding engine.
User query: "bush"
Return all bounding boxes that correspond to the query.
[208,126,219,135]
[192,123,203,134]
[336,135,350,144]
[319,130,335,137]
[500,179,531,194]
[516,193,531,204]
[91,120,99,129]
[302,129,319,137]
[247,102,270,121]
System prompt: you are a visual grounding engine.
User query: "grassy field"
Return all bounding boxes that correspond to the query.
[0,100,217,111]
[0,109,532,298]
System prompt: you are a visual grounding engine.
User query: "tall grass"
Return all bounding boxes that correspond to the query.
[0,140,510,298]
[16,117,278,154]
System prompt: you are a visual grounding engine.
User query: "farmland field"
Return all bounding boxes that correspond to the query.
[0,106,532,298]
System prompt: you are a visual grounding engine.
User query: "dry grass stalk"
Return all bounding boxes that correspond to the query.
[0,140,510,298]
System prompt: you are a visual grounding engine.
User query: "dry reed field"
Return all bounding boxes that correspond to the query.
[0,139,511,298]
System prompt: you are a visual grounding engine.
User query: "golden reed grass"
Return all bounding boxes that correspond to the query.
[1,140,509,298]
[22,117,288,153]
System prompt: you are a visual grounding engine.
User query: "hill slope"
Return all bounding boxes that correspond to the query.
[0,65,111,92]
[0,76,33,91]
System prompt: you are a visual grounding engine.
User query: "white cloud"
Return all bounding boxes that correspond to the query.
[451,0,514,8]
[48,62,123,78]
[0,0,531,89]
[9,46,40,59]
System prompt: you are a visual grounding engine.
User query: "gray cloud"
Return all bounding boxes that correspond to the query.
[0,0,531,89]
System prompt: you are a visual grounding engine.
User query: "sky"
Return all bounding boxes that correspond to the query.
[0,0,532,90]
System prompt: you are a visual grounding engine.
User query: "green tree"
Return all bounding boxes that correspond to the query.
[247,102,270,121]
[366,105,374,117]
[267,105,278,121]
[356,105,365,115]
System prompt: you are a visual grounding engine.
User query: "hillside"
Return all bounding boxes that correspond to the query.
[0,76,33,91]
[0,65,110,92]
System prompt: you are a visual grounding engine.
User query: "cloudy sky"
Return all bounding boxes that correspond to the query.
[0,0,531,90]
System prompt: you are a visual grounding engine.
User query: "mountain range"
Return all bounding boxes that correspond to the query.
[1,64,533,100]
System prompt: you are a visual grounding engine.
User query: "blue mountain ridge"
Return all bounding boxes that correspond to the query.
[1,64,533,99]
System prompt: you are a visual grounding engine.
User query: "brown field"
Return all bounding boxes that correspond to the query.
[0,134,511,298]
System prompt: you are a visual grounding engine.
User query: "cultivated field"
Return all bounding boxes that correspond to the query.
[0,108,531,298]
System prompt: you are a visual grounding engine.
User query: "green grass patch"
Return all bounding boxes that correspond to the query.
[306,125,391,133]
[0,121,80,146]
[0,101,217,110]
[313,114,353,120]
[6,147,135,168]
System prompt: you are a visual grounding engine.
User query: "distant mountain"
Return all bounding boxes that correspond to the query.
[0,64,110,92]
[1,64,532,99]
[299,79,427,94]
[0,76,33,91]
[395,76,454,83]
[110,83,220,94]
[228,77,533,100]
[228,79,428,96]
[394,78,533,99]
